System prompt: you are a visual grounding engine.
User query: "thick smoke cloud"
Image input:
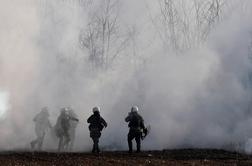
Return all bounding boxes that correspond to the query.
[0,0,252,152]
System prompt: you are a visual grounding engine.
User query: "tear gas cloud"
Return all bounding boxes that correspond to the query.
[0,91,9,120]
[0,0,252,151]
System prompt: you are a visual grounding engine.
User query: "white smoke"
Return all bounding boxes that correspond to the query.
[0,0,252,152]
[0,91,9,120]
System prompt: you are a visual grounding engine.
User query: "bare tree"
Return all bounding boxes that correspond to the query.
[79,0,130,70]
[194,0,225,42]
[157,0,226,53]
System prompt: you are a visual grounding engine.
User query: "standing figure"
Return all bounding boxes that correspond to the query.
[87,107,107,153]
[54,107,79,152]
[68,108,79,151]
[31,107,52,150]
[125,106,146,153]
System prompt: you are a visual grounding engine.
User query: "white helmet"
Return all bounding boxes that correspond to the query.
[131,106,139,113]
[41,107,49,116]
[93,106,100,113]
[61,107,69,114]
[65,107,72,112]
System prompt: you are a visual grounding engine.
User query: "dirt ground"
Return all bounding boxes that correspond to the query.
[0,149,252,166]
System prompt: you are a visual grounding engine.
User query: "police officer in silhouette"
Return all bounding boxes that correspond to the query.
[125,106,146,153]
[87,107,107,153]
[31,107,52,150]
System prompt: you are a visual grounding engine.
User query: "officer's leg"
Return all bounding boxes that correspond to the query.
[37,132,45,150]
[64,131,71,150]
[37,137,43,150]
[58,136,63,152]
[135,132,141,152]
[127,131,134,153]
[90,131,95,153]
[92,137,99,153]
[69,130,75,151]
[31,134,42,150]
[95,137,100,153]
[92,137,95,153]
[30,139,37,149]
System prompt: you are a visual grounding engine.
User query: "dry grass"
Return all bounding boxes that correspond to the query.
[0,149,252,166]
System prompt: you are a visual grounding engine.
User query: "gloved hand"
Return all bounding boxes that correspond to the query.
[143,128,148,135]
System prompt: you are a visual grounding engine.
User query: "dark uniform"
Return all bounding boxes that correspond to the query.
[87,108,107,153]
[125,109,145,153]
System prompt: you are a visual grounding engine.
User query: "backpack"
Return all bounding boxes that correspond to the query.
[88,115,104,131]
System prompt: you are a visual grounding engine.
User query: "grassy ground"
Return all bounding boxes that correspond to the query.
[0,149,252,166]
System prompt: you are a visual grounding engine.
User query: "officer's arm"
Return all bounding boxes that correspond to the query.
[125,113,131,122]
[139,116,145,129]
[101,118,107,128]
[33,114,38,122]
[48,120,53,128]
[87,116,91,123]
[70,116,79,122]
[140,120,145,129]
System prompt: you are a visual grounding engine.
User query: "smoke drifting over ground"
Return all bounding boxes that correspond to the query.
[0,0,252,152]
